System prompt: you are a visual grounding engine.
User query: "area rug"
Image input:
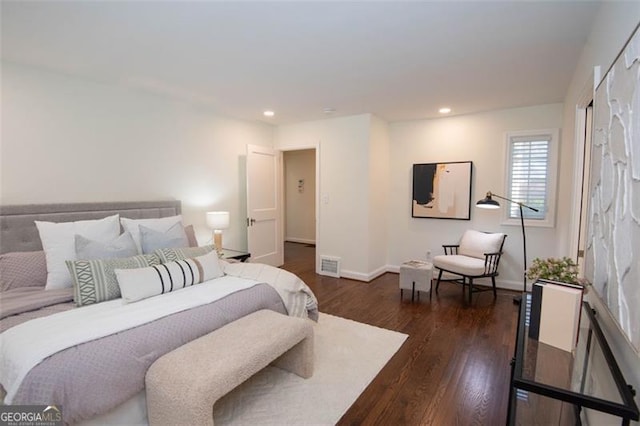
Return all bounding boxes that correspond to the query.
[213,313,408,425]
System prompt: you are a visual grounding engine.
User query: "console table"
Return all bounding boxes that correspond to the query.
[508,293,639,425]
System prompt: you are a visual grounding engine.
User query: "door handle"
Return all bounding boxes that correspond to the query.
[247,217,256,226]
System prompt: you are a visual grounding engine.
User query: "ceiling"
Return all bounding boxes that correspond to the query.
[1,1,600,125]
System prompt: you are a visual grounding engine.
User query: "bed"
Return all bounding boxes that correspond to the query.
[0,201,318,425]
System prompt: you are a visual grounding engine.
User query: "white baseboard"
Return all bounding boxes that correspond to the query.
[494,279,528,292]
[334,264,526,291]
[340,265,387,282]
[285,237,316,245]
[386,264,400,274]
[386,264,525,291]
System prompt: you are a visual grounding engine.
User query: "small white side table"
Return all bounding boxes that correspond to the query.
[399,260,433,302]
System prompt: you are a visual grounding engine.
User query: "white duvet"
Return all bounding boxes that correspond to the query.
[223,262,318,319]
[0,276,260,404]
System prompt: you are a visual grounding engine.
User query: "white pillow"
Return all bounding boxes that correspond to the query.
[116,251,224,303]
[35,214,121,290]
[458,230,505,259]
[120,215,183,254]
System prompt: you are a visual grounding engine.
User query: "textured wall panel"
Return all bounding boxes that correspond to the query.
[587,26,640,353]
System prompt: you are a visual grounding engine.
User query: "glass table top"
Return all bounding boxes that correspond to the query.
[511,293,638,423]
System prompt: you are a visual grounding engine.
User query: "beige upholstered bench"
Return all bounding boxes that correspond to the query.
[145,309,314,426]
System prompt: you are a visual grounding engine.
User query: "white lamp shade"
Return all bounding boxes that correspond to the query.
[206,211,230,230]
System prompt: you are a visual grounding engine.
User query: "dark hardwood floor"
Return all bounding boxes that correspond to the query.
[281,242,519,426]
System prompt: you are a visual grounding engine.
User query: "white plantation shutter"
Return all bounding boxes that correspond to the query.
[507,133,553,221]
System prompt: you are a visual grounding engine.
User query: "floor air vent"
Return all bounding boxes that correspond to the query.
[320,256,341,278]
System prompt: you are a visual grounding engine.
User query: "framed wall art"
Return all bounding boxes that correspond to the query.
[412,161,472,220]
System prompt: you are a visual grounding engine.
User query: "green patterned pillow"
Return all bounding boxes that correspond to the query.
[154,245,214,263]
[66,253,160,307]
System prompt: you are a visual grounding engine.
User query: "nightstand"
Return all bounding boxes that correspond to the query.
[219,248,250,262]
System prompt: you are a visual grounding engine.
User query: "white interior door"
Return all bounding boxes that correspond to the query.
[577,105,593,276]
[246,144,283,266]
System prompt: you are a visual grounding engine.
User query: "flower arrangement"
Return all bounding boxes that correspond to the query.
[526,256,579,284]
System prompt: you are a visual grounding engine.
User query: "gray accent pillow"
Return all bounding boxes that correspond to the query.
[140,222,189,254]
[66,253,160,307]
[154,245,215,263]
[75,232,138,260]
[0,251,47,291]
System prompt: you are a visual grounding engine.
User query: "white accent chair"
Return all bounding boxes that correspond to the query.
[433,230,507,303]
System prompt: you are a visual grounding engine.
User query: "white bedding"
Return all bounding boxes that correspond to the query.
[223,262,317,319]
[0,276,261,403]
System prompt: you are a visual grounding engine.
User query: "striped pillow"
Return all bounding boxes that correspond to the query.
[66,253,160,307]
[115,251,224,303]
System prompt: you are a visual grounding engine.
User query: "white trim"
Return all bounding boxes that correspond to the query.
[569,106,587,260]
[569,69,596,268]
[340,266,387,282]
[363,264,528,291]
[278,143,321,275]
[502,128,560,228]
[495,279,531,292]
[386,264,400,274]
[315,144,321,275]
[285,237,316,245]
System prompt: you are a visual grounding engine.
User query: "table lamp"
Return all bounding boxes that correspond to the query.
[206,211,230,252]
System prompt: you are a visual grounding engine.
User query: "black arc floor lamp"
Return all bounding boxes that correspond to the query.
[476,191,538,297]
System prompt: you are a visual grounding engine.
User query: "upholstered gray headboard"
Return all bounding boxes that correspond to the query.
[0,200,181,254]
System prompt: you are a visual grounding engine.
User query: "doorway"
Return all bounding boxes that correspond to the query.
[283,149,317,264]
[575,103,593,275]
[569,70,598,276]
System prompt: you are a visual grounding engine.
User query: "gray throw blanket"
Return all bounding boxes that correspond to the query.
[0,288,74,332]
[0,288,73,320]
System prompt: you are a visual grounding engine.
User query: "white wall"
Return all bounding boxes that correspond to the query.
[0,62,274,250]
[562,3,640,415]
[275,114,372,278]
[368,115,390,275]
[283,149,316,244]
[388,103,564,289]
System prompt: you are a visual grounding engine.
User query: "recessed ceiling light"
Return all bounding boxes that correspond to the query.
[263,110,275,117]
[439,107,452,114]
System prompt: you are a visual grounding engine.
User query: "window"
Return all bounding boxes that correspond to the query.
[504,129,558,227]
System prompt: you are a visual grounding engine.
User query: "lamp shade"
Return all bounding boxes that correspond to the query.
[206,211,230,230]
[476,192,500,209]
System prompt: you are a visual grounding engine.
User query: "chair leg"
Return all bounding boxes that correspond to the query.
[436,269,443,293]
[468,278,473,303]
[492,276,497,298]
